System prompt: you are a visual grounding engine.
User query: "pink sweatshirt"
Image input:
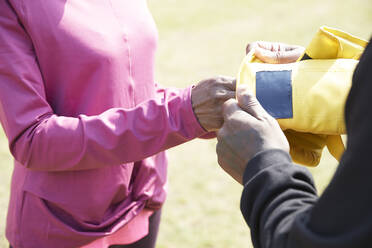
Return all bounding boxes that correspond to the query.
[0,0,207,247]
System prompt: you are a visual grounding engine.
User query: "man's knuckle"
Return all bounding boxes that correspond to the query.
[242,99,259,110]
[223,98,235,108]
[263,115,278,127]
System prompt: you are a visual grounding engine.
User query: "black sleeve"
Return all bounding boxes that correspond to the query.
[240,38,372,248]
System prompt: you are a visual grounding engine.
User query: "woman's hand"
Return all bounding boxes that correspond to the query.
[246,41,305,64]
[191,76,236,131]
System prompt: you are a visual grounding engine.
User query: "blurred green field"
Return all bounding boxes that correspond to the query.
[1,0,372,247]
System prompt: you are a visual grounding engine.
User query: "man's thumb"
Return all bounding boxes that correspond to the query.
[237,86,268,119]
[222,99,241,120]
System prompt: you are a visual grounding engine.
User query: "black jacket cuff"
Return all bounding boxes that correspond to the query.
[243,149,292,185]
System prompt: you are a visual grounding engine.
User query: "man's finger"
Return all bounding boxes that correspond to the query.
[222,99,241,119]
[236,87,268,119]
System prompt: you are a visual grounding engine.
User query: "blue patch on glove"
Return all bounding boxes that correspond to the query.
[256,70,293,119]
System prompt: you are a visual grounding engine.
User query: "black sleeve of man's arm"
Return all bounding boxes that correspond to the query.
[240,149,318,248]
[241,147,372,248]
[240,38,372,248]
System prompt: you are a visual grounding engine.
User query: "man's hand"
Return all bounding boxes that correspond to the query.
[192,76,236,131]
[216,87,289,184]
[246,41,305,64]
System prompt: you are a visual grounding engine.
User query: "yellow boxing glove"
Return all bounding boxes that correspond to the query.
[237,26,368,166]
[284,130,328,166]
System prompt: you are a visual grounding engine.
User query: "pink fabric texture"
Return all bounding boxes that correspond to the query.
[0,0,207,247]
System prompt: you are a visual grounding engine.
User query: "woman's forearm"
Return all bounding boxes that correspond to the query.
[0,3,206,172]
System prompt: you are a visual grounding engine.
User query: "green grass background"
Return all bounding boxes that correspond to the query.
[1,0,371,247]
